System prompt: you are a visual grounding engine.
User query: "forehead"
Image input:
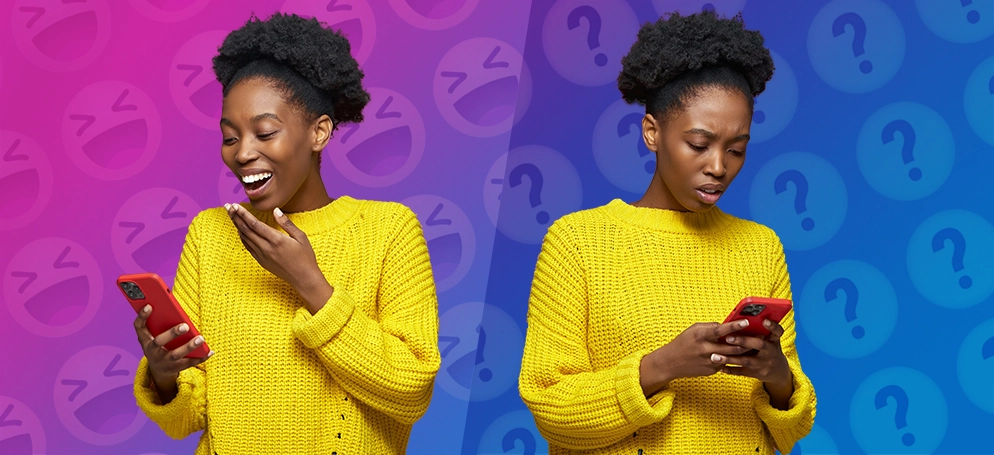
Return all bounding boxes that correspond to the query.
[221,78,296,120]
[668,88,752,133]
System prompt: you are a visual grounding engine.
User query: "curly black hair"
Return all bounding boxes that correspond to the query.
[618,10,774,119]
[212,12,370,130]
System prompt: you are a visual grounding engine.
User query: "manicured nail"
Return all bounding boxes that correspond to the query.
[224,203,230,210]
[739,320,749,328]
[711,353,723,363]
[727,336,737,343]
[274,207,283,218]
[178,323,188,333]
[142,305,151,313]
[764,319,772,327]
[207,350,215,358]
[193,336,203,345]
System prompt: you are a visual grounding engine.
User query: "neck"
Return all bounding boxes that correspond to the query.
[282,168,333,213]
[633,172,686,211]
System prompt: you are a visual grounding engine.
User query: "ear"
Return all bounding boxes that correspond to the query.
[642,113,661,153]
[311,114,333,153]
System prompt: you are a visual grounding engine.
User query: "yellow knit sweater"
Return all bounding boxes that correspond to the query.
[132,196,440,455]
[519,199,816,455]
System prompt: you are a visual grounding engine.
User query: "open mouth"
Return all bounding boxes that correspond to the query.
[241,172,273,198]
[81,119,148,169]
[73,385,137,434]
[31,11,98,61]
[453,76,518,127]
[24,275,89,326]
[0,169,40,214]
[0,432,33,455]
[406,0,466,18]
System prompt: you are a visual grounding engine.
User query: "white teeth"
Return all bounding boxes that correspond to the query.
[702,189,718,194]
[241,172,272,184]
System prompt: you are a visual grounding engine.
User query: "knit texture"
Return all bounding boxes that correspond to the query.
[133,196,440,455]
[519,199,816,455]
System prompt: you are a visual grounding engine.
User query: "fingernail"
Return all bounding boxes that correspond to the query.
[194,336,203,345]
[764,319,772,327]
[739,320,749,328]
[143,305,151,313]
[711,353,723,363]
[727,336,736,343]
[178,323,189,333]
[208,350,215,357]
[274,207,283,218]
[224,203,230,210]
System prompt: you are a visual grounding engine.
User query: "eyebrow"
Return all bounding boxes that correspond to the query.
[219,113,283,127]
[684,128,750,141]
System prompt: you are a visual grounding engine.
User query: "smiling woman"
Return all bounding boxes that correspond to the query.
[518,10,816,455]
[128,12,440,455]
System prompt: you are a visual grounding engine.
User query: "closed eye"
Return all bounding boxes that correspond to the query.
[223,137,237,146]
[688,142,707,151]
[258,131,277,140]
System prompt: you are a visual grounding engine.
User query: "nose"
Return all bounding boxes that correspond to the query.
[703,149,726,178]
[232,141,259,165]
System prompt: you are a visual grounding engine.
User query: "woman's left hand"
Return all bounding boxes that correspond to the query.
[225,203,332,311]
[711,319,794,405]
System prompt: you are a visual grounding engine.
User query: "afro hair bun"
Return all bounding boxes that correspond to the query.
[213,12,369,125]
[618,11,774,106]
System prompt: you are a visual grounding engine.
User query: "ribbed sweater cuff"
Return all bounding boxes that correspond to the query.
[291,284,357,349]
[751,367,813,430]
[133,357,201,429]
[615,349,675,427]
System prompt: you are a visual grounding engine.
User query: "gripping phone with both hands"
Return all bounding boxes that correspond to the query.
[720,297,792,351]
[117,273,209,359]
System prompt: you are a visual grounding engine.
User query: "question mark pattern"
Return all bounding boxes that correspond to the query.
[476,1,991,454]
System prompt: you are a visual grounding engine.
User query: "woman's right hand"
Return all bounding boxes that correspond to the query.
[639,319,751,397]
[133,304,212,403]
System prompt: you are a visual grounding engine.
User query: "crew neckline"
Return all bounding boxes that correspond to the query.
[244,195,361,235]
[604,198,733,233]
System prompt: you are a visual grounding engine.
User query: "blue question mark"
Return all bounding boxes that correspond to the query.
[881,120,922,181]
[832,13,873,74]
[874,385,916,447]
[617,113,655,174]
[567,6,608,67]
[774,170,815,231]
[982,336,994,361]
[961,0,981,24]
[931,228,973,289]
[475,325,492,382]
[824,278,864,339]
[502,428,537,455]
[509,164,550,225]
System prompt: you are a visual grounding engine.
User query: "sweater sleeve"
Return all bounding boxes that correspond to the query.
[289,206,440,425]
[518,221,676,451]
[751,235,816,454]
[133,214,208,440]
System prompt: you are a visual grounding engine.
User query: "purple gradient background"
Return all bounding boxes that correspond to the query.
[0,0,529,453]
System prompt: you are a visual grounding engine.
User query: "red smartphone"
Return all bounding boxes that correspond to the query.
[721,297,792,343]
[117,273,209,358]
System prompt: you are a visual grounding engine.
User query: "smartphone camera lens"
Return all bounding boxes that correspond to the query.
[120,282,145,300]
[740,304,765,317]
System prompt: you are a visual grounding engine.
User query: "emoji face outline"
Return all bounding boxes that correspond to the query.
[11,0,112,72]
[433,37,531,137]
[280,0,377,66]
[0,131,54,231]
[61,80,162,181]
[401,195,476,292]
[329,87,426,187]
[3,237,102,338]
[387,0,480,30]
[0,395,47,454]
[168,30,229,130]
[110,188,202,286]
[53,346,147,445]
